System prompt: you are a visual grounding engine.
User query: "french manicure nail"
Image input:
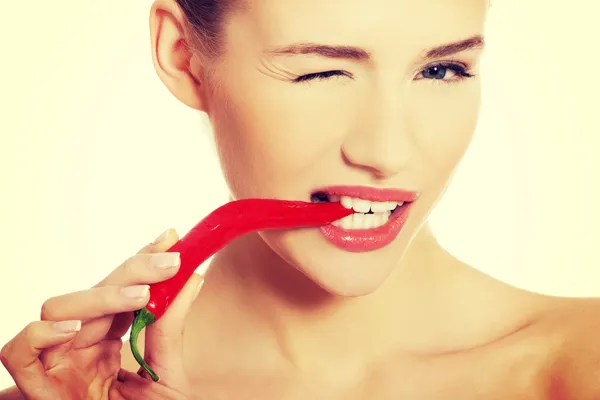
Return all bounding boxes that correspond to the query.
[53,320,81,334]
[151,252,180,269]
[152,229,170,245]
[122,285,150,298]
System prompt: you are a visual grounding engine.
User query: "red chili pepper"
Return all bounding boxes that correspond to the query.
[129,198,352,381]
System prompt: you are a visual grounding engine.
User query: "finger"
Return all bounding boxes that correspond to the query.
[0,320,80,399]
[95,252,181,288]
[141,273,204,383]
[137,228,180,255]
[105,311,136,340]
[147,273,204,345]
[40,285,151,322]
[40,284,150,355]
[95,229,181,288]
[114,369,184,400]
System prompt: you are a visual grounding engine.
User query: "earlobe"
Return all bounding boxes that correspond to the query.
[149,0,207,112]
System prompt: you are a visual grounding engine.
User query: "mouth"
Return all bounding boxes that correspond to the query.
[310,186,418,231]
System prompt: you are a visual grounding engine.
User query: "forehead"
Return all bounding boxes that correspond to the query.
[243,0,487,53]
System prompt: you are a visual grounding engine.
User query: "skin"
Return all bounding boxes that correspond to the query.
[2,0,600,398]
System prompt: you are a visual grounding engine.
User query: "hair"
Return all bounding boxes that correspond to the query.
[176,0,492,58]
[175,0,241,60]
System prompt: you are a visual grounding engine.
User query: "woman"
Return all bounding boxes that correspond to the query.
[1,0,598,398]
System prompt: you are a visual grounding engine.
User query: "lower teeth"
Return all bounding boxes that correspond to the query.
[332,211,392,230]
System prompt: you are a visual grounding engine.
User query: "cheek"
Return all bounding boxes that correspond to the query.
[412,82,481,181]
[210,76,354,198]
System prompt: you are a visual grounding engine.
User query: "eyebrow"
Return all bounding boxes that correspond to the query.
[265,35,485,62]
[424,35,485,58]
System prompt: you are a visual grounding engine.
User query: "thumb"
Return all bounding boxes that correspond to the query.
[141,272,204,382]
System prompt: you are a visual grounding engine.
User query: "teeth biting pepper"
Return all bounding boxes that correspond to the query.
[129,198,353,381]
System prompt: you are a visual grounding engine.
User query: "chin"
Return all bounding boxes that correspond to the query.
[260,228,405,298]
[312,271,392,298]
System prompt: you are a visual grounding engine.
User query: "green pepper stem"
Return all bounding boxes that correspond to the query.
[129,308,159,382]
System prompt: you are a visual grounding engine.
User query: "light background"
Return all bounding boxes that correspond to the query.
[1,0,598,390]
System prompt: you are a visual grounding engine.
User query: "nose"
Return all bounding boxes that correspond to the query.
[341,91,417,179]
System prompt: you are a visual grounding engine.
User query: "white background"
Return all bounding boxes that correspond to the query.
[1,0,599,390]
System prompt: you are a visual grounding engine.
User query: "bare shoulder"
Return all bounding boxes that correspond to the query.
[536,296,600,399]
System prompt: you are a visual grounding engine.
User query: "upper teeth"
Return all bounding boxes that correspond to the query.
[332,195,401,213]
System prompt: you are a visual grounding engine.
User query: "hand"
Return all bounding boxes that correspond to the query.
[0,229,203,400]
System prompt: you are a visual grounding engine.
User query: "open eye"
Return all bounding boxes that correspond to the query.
[415,63,474,82]
[294,70,351,83]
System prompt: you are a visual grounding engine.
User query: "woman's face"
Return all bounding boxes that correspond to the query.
[198,0,487,296]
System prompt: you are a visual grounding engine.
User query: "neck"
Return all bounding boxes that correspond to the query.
[196,223,477,376]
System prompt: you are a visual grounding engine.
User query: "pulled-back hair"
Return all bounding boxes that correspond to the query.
[176,0,241,59]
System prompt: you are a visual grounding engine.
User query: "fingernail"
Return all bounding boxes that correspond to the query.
[122,285,150,298]
[53,320,81,334]
[152,229,171,245]
[151,252,180,269]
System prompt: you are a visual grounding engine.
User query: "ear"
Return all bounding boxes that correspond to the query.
[149,0,208,112]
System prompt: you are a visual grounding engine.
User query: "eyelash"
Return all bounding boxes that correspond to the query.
[292,62,474,84]
[294,70,353,83]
